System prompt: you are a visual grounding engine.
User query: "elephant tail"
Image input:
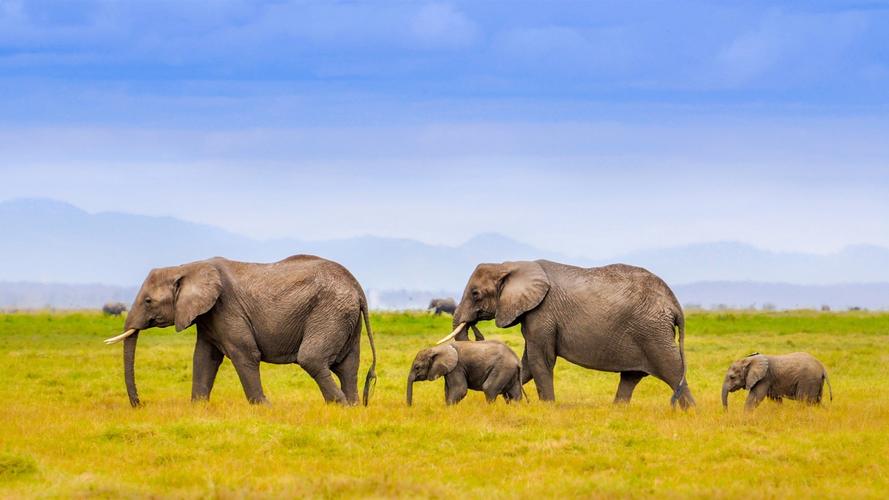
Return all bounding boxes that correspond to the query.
[670,312,689,406]
[360,301,378,407]
[824,371,833,402]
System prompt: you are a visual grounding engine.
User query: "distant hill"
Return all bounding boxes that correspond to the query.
[0,198,573,290]
[2,198,889,310]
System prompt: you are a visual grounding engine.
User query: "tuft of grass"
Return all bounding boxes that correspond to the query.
[0,453,38,481]
[0,310,887,497]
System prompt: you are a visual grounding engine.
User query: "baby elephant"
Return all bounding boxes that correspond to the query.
[722,352,833,410]
[406,341,523,405]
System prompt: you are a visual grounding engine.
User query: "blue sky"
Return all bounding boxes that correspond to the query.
[1,1,888,258]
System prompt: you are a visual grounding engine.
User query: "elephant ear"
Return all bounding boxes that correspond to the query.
[495,261,550,328]
[174,263,222,332]
[745,355,769,390]
[428,345,458,380]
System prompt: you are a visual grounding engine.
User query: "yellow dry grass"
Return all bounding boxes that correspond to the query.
[0,311,887,498]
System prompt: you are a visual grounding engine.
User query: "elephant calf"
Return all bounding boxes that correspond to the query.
[406,341,523,405]
[722,352,833,410]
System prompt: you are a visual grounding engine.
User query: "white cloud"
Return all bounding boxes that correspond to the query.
[713,9,868,87]
[410,3,478,48]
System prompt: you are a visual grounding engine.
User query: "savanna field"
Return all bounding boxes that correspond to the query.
[0,311,887,498]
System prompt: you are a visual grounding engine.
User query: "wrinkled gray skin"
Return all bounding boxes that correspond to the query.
[119,255,377,407]
[406,341,523,405]
[428,298,457,315]
[722,352,832,410]
[102,302,127,316]
[453,260,694,408]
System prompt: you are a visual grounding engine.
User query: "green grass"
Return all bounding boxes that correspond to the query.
[1,310,887,497]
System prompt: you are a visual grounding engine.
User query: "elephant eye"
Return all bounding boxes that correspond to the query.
[144,297,152,304]
[471,289,480,299]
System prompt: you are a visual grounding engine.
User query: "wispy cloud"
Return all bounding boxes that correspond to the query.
[713,9,871,88]
[2,1,888,257]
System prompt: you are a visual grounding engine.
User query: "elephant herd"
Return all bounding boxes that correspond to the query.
[104,255,831,411]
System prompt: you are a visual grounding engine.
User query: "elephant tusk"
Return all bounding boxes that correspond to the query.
[104,329,137,345]
[436,323,466,345]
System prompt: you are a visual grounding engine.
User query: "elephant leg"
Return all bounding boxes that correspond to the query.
[745,383,768,410]
[482,365,511,403]
[444,374,468,405]
[797,381,821,405]
[643,335,696,409]
[298,349,348,404]
[331,345,360,406]
[613,371,647,404]
[192,333,224,402]
[229,349,267,404]
[297,313,352,405]
[525,339,556,401]
[506,379,523,402]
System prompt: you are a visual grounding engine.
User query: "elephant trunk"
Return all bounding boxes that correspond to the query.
[406,373,415,406]
[124,330,141,407]
[470,324,485,341]
[721,382,730,409]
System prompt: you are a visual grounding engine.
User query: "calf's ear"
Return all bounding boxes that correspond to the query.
[428,346,458,380]
[745,356,769,390]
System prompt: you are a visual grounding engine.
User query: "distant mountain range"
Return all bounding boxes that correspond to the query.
[2,198,889,309]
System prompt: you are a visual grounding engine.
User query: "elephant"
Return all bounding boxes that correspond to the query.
[428,298,485,341]
[102,302,127,316]
[103,255,377,407]
[428,298,457,315]
[438,260,695,408]
[406,341,524,405]
[722,352,832,410]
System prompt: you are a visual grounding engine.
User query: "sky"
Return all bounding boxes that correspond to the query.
[1,1,888,258]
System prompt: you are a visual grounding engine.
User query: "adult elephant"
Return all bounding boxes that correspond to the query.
[437,260,694,408]
[427,297,457,316]
[104,255,377,407]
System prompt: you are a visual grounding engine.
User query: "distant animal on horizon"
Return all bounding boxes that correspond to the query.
[722,352,832,410]
[438,260,695,408]
[103,255,377,407]
[406,341,524,405]
[428,297,485,340]
[428,297,456,315]
[102,302,127,316]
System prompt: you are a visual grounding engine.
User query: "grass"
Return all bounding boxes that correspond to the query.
[0,310,887,497]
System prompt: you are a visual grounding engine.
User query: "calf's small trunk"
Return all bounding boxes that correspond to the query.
[721,382,730,409]
[406,373,415,406]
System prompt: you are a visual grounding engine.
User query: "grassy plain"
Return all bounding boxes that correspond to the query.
[0,310,887,498]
